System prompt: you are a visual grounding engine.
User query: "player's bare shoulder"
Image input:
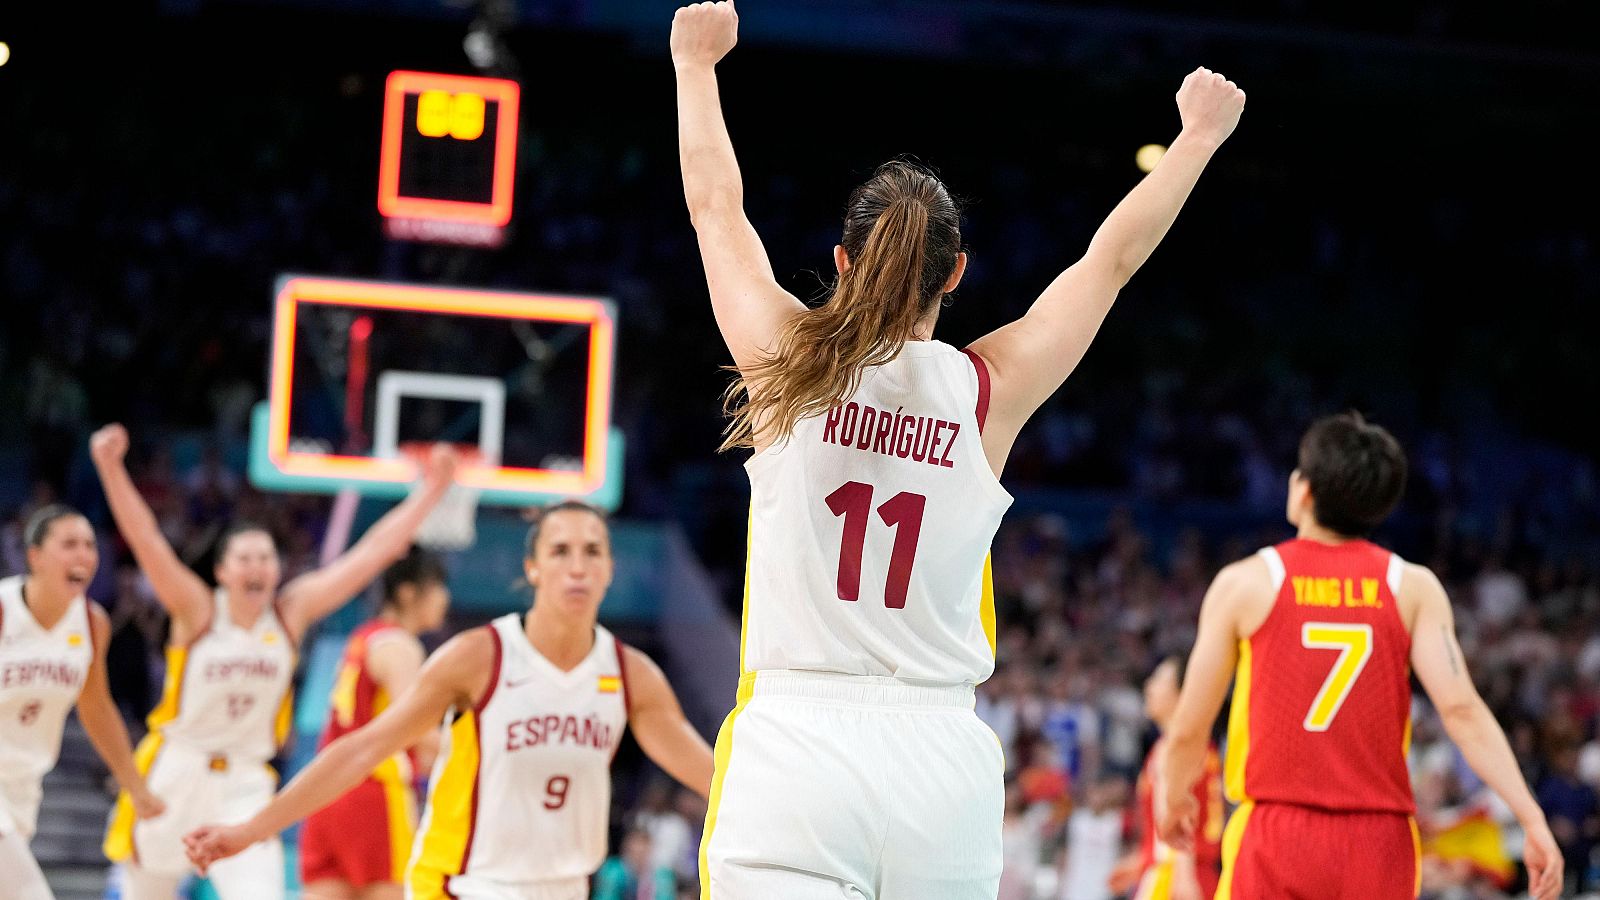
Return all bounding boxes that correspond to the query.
[423,626,499,708]
[1207,553,1278,638]
[1394,560,1449,634]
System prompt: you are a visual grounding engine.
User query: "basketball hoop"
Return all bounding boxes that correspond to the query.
[400,442,484,551]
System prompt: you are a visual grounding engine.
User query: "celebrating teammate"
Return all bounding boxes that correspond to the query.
[90,423,456,900]
[183,501,714,900]
[1158,412,1563,900]
[673,1,1245,895]
[0,505,165,900]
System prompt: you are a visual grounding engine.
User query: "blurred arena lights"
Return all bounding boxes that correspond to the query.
[1136,143,1167,173]
[0,42,11,67]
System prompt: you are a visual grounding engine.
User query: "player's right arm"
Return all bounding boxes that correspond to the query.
[967,69,1245,472]
[672,1,806,372]
[182,628,494,873]
[1158,558,1264,849]
[366,632,441,772]
[89,424,213,639]
[1407,563,1564,900]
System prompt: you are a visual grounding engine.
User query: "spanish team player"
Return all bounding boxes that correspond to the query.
[184,503,713,900]
[673,0,1246,893]
[1157,413,1561,900]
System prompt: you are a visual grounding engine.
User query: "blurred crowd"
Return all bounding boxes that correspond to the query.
[2,6,1597,898]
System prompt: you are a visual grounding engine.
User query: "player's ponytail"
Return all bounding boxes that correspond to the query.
[721,160,963,451]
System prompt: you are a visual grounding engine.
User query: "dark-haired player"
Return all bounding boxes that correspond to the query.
[1159,412,1561,900]
[299,548,453,900]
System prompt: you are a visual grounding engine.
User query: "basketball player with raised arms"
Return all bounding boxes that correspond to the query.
[1157,413,1563,900]
[89,423,457,900]
[182,501,714,900]
[0,505,165,900]
[298,547,453,900]
[672,2,1245,896]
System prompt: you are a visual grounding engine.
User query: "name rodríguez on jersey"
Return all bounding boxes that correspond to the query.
[819,402,961,469]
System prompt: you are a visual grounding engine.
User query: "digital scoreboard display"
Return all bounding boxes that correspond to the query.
[377,71,520,246]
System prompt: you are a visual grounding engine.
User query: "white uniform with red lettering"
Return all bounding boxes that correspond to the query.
[702,340,1013,900]
[105,590,295,900]
[0,575,92,900]
[407,613,629,900]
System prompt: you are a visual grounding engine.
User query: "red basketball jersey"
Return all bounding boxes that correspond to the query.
[1226,539,1414,813]
[321,619,409,748]
[1137,736,1223,885]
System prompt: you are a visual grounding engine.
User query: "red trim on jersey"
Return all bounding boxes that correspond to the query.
[960,348,991,433]
[474,624,503,715]
[456,625,502,890]
[613,638,632,718]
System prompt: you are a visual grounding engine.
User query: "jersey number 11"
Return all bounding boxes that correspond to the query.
[826,481,927,610]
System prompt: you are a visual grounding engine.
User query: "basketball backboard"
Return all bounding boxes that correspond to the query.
[248,275,622,510]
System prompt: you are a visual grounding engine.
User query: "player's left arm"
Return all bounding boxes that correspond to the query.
[76,603,164,819]
[621,645,713,798]
[1409,563,1563,900]
[1158,558,1257,849]
[276,448,456,642]
[967,69,1244,472]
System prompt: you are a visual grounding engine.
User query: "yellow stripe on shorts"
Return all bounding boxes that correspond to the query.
[698,672,757,900]
[105,643,189,862]
[102,732,163,862]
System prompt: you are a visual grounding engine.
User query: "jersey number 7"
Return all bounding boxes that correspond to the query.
[1301,622,1373,731]
[825,481,927,609]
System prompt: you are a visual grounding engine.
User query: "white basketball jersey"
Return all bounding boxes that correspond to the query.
[409,615,629,897]
[742,340,1012,685]
[0,576,92,837]
[145,590,294,764]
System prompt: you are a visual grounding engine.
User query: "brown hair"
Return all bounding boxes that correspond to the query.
[523,500,608,558]
[721,160,963,451]
[24,504,86,548]
[1297,411,1408,538]
[380,546,449,609]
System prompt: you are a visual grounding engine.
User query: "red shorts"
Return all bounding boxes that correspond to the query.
[300,774,416,888]
[1220,801,1419,900]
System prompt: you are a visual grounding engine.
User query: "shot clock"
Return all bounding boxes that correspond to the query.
[378,70,520,247]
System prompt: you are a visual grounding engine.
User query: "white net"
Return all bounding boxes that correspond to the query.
[414,481,480,551]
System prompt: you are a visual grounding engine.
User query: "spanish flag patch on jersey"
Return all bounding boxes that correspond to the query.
[597,675,621,693]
